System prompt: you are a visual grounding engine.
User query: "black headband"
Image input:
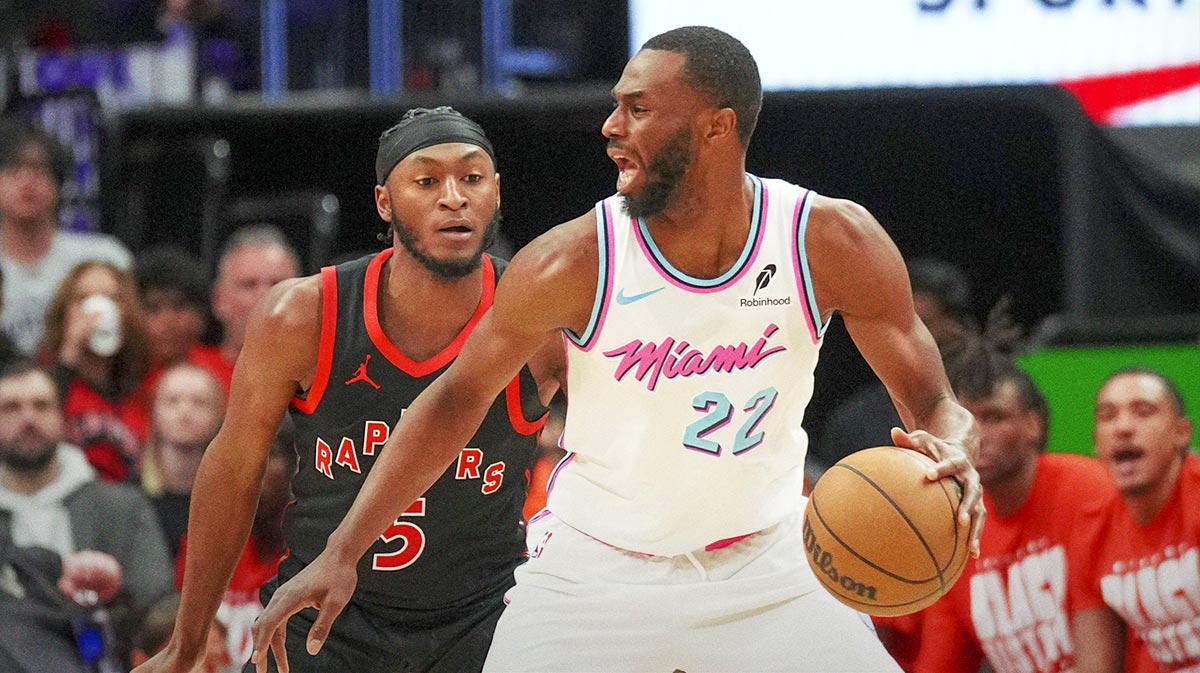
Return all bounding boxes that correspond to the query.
[375,114,496,185]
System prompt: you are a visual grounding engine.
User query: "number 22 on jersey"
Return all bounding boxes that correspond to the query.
[683,387,779,455]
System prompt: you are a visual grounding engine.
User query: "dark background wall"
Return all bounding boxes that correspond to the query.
[105,85,1088,445]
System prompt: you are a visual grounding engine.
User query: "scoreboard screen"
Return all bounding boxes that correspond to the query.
[630,0,1200,126]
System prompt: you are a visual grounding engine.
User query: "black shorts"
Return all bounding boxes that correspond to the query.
[244,558,511,673]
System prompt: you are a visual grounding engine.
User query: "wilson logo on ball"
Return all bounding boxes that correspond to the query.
[803,518,878,601]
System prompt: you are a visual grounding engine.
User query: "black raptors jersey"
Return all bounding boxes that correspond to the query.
[285,249,547,609]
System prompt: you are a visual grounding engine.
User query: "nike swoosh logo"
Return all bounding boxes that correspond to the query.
[616,287,665,305]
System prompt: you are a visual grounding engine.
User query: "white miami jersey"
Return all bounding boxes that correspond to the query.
[551,175,830,557]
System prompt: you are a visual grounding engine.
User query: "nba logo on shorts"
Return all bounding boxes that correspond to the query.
[531,531,553,559]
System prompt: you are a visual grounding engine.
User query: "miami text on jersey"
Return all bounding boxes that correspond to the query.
[602,323,788,392]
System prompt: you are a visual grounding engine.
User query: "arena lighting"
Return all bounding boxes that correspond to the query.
[630,0,1200,126]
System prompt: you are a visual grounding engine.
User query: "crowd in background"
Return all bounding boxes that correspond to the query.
[0,115,302,671]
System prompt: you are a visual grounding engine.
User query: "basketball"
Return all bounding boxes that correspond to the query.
[802,446,970,617]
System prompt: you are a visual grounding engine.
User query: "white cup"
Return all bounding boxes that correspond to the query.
[80,294,122,357]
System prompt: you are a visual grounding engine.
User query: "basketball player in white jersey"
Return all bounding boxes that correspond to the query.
[252,26,985,672]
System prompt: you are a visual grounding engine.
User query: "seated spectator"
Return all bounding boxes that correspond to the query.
[142,363,225,560]
[190,225,301,390]
[0,360,172,621]
[129,593,231,673]
[0,119,132,355]
[134,245,213,374]
[1069,367,1198,673]
[176,416,295,668]
[0,529,126,673]
[909,317,1114,673]
[41,260,153,481]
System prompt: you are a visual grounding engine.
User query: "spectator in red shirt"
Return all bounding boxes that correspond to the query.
[40,260,152,481]
[910,318,1114,673]
[190,225,300,390]
[1070,367,1197,673]
[134,245,215,375]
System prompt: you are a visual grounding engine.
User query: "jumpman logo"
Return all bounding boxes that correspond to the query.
[345,354,381,390]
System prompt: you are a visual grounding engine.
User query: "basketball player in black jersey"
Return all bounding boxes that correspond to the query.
[133,108,563,673]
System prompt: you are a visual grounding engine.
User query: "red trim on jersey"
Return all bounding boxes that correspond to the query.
[291,266,339,414]
[364,248,495,377]
[505,375,548,436]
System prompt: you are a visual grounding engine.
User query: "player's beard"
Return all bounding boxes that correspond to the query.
[621,129,694,220]
[0,435,58,475]
[392,211,501,280]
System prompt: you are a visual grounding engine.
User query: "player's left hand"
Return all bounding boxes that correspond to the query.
[891,427,985,558]
[249,550,358,673]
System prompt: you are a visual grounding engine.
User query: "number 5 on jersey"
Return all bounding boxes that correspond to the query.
[683,387,779,455]
[372,497,426,571]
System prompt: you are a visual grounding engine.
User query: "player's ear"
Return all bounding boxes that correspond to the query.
[375,184,393,222]
[705,108,737,144]
[1022,409,1045,451]
[495,172,502,210]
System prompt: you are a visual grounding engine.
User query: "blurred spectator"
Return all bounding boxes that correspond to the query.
[122,0,257,98]
[0,360,172,620]
[142,364,225,560]
[0,266,21,370]
[129,593,179,667]
[176,415,294,668]
[129,593,232,672]
[812,257,972,471]
[0,118,132,356]
[41,260,153,481]
[135,245,213,373]
[1069,368,1198,673]
[6,0,110,50]
[191,225,300,390]
[907,315,1114,673]
[0,528,125,673]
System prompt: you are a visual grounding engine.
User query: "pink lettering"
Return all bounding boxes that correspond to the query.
[603,323,787,391]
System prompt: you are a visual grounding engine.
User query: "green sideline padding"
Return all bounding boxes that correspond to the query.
[1018,344,1200,456]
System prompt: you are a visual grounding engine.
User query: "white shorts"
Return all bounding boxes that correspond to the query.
[483,510,901,673]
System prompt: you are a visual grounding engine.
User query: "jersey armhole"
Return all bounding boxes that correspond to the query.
[504,373,548,436]
[793,189,831,344]
[291,266,338,414]
[563,201,613,351]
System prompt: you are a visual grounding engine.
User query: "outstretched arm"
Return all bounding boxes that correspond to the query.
[250,216,597,668]
[808,196,984,553]
[133,277,320,673]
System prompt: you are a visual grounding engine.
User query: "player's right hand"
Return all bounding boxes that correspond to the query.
[249,551,358,673]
